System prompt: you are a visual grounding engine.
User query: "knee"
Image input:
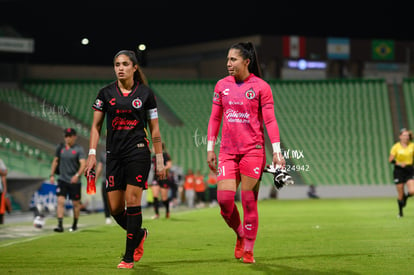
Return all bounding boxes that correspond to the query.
[217,190,235,215]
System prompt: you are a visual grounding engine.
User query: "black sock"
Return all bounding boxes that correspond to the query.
[112,210,127,230]
[58,218,63,228]
[398,200,404,216]
[72,218,78,229]
[123,206,142,263]
[163,199,170,214]
[153,197,159,215]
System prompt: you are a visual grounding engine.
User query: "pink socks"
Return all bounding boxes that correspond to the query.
[217,190,244,237]
[241,190,258,252]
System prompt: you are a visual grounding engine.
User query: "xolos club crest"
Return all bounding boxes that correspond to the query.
[132,98,143,109]
[245,88,256,99]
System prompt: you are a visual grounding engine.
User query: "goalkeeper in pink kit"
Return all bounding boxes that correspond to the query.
[207,42,285,263]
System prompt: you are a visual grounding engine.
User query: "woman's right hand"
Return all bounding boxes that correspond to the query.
[84,154,97,176]
[207,151,217,173]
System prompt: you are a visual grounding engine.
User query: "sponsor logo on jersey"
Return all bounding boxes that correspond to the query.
[225,109,250,123]
[109,98,116,106]
[132,98,142,109]
[245,88,256,99]
[223,88,230,95]
[112,117,138,130]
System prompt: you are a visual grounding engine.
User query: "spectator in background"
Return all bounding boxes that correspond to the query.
[50,128,86,232]
[307,184,319,199]
[183,169,195,208]
[389,128,414,218]
[194,170,206,208]
[96,150,111,224]
[0,157,8,224]
[207,170,218,207]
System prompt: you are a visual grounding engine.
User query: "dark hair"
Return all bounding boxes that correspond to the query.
[230,42,262,78]
[113,50,148,85]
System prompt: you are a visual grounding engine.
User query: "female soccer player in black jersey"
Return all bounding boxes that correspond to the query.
[85,50,166,269]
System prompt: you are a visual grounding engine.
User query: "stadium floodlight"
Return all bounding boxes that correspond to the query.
[81,38,89,45]
[138,44,146,51]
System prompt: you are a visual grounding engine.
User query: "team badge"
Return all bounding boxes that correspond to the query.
[245,89,256,99]
[213,92,220,102]
[132,98,142,109]
[94,99,104,109]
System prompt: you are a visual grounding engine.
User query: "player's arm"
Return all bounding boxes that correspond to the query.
[50,156,59,183]
[85,111,105,176]
[261,85,285,167]
[149,117,166,179]
[388,154,396,164]
[72,158,86,183]
[206,103,223,173]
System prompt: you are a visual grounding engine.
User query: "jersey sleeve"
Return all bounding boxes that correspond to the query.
[207,82,223,142]
[55,143,62,158]
[261,82,280,144]
[92,89,107,112]
[145,87,158,120]
[77,145,86,160]
[390,143,398,156]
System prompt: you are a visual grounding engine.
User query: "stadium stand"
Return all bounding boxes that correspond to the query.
[402,78,414,132]
[0,79,396,187]
[269,79,394,185]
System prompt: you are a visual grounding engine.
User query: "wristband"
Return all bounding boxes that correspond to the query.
[88,149,96,155]
[207,140,215,152]
[272,142,281,154]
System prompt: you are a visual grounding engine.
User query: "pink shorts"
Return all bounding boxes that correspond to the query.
[217,150,266,181]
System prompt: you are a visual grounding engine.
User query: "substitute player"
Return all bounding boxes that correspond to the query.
[85,50,166,269]
[389,128,414,217]
[207,42,285,263]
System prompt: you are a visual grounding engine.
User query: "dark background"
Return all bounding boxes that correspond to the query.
[1,0,412,65]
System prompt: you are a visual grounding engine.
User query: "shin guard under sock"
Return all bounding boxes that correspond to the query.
[217,190,243,237]
[242,190,258,252]
[123,206,142,262]
[112,210,127,230]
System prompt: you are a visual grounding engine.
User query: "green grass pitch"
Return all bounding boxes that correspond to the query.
[1,197,413,274]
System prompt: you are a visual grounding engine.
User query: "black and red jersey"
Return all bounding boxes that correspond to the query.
[92,81,158,157]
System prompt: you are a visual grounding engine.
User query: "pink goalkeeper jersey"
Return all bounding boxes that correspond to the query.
[208,74,280,154]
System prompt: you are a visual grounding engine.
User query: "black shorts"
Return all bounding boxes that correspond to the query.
[153,178,170,189]
[56,180,81,201]
[106,146,151,192]
[393,165,414,184]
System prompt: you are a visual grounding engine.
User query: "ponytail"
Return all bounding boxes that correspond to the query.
[230,42,262,78]
[113,50,148,86]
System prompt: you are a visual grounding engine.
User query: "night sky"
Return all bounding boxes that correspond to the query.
[1,1,412,65]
